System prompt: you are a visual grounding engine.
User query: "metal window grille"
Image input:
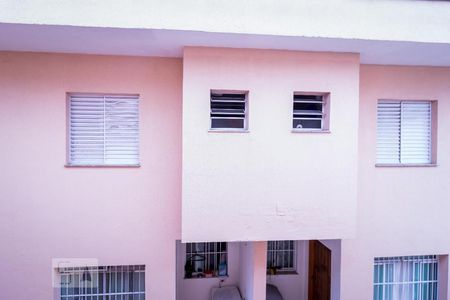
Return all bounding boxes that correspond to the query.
[185,242,228,278]
[68,94,139,166]
[293,94,324,130]
[377,100,432,164]
[59,265,145,300]
[374,255,438,300]
[210,92,247,130]
[267,240,296,272]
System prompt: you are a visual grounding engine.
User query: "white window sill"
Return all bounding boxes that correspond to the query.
[291,129,330,133]
[375,163,437,168]
[267,271,298,276]
[184,275,228,280]
[65,164,141,168]
[208,129,250,133]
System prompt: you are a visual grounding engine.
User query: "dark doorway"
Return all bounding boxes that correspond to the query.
[308,240,331,300]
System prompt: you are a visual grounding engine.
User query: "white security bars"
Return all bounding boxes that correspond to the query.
[59,265,145,299]
[293,94,325,130]
[210,92,247,130]
[185,242,228,278]
[68,94,139,166]
[267,240,296,272]
[377,100,432,164]
[374,256,438,300]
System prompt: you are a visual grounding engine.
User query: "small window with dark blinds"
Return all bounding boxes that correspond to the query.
[68,94,139,166]
[377,100,433,165]
[210,91,247,130]
[293,93,328,130]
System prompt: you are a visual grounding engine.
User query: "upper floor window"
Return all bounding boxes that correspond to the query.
[68,94,139,166]
[377,100,434,165]
[185,242,228,278]
[210,91,248,131]
[293,93,329,131]
[374,255,438,300]
[267,240,296,274]
[58,265,145,299]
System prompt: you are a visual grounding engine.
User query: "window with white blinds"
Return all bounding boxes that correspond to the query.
[377,100,432,164]
[68,94,139,166]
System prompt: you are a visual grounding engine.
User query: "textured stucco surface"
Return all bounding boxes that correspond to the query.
[0,52,183,300]
[182,47,359,242]
[340,64,450,300]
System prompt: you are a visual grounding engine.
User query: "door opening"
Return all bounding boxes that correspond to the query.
[308,240,331,300]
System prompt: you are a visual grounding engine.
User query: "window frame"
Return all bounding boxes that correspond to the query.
[184,242,228,279]
[376,99,437,167]
[66,93,140,167]
[209,90,249,132]
[267,240,297,274]
[57,265,146,300]
[374,255,439,300]
[292,92,330,133]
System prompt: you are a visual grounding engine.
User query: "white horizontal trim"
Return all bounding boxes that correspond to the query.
[375,163,437,168]
[2,23,450,67]
[291,129,331,133]
[208,129,250,133]
[65,164,141,168]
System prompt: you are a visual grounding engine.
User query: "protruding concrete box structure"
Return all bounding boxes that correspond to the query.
[182,47,360,242]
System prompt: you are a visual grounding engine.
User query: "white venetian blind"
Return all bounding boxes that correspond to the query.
[377,100,431,164]
[69,95,139,166]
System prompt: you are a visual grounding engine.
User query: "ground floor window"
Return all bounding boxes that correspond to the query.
[267,240,296,274]
[185,242,227,278]
[374,255,438,300]
[59,265,145,299]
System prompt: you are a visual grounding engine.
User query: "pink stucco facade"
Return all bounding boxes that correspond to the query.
[0,39,449,300]
[341,65,450,300]
[0,52,182,300]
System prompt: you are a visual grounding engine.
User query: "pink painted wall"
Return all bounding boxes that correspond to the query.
[340,65,450,300]
[0,52,182,299]
[182,47,360,242]
[2,49,449,300]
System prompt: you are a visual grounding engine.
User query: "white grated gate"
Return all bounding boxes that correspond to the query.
[59,265,145,300]
[267,240,296,272]
[185,242,228,278]
[374,255,438,300]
